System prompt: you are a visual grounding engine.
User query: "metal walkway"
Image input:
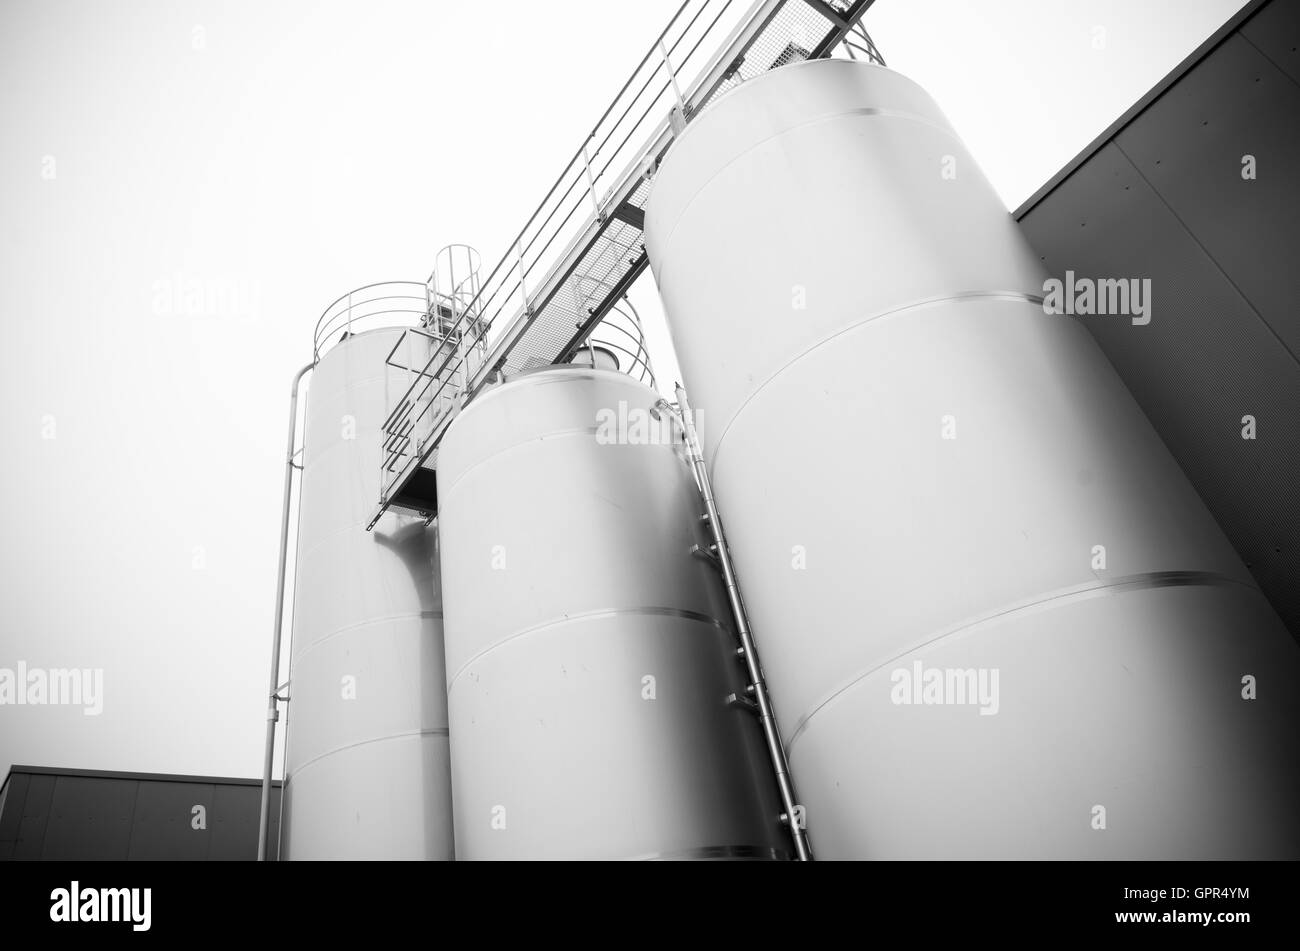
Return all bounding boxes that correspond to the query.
[368,0,884,529]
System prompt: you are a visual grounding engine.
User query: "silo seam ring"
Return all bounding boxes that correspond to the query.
[783,569,1259,751]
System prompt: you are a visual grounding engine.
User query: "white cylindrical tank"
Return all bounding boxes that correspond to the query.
[282,328,454,859]
[643,59,1300,859]
[436,367,787,859]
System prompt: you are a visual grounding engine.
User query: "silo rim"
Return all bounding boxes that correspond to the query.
[444,365,661,433]
[312,324,419,367]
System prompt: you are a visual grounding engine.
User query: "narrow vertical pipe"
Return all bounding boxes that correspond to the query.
[258,362,313,861]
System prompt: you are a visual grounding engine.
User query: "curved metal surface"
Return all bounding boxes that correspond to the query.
[282,328,454,859]
[644,58,1300,859]
[436,367,786,860]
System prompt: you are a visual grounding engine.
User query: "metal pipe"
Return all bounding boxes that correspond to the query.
[656,386,812,861]
[258,361,313,861]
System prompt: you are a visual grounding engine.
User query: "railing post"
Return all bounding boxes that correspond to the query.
[659,40,688,134]
[582,140,604,223]
[516,241,531,315]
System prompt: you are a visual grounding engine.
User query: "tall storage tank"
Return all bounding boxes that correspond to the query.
[282,327,454,859]
[436,366,786,859]
[643,59,1300,859]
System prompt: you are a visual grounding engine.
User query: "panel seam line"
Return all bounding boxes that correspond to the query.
[783,569,1258,750]
[1111,139,1300,368]
[709,291,1045,476]
[287,728,450,778]
[446,606,729,689]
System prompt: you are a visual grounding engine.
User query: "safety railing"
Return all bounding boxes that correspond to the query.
[380,324,486,488]
[313,282,432,363]
[370,0,882,528]
[567,297,656,389]
[839,16,887,64]
[310,274,488,500]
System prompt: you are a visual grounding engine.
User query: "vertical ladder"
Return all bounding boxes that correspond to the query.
[659,385,813,861]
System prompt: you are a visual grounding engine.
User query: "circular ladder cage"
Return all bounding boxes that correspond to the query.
[563,265,656,390]
[427,244,485,337]
[567,297,656,389]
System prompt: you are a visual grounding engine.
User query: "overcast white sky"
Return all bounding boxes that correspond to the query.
[0,0,1246,783]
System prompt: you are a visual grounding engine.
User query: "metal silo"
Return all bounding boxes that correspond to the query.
[643,59,1300,859]
[436,366,787,860]
[279,287,456,859]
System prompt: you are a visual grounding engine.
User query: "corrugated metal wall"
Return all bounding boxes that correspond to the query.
[0,767,282,861]
[1016,0,1300,639]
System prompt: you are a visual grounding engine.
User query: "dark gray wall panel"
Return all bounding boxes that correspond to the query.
[41,776,138,860]
[0,768,283,861]
[1115,33,1300,357]
[1017,0,1300,639]
[1241,0,1300,84]
[127,781,213,860]
[209,783,280,861]
[0,773,27,842]
[0,773,25,860]
[15,773,54,860]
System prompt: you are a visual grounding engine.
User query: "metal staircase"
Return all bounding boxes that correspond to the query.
[367,0,883,529]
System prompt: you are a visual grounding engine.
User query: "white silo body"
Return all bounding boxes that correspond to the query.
[282,328,454,859]
[643,59,1300,859]
[436,367,787,860]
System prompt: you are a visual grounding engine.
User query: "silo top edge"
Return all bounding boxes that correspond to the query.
[644,60,951,242]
